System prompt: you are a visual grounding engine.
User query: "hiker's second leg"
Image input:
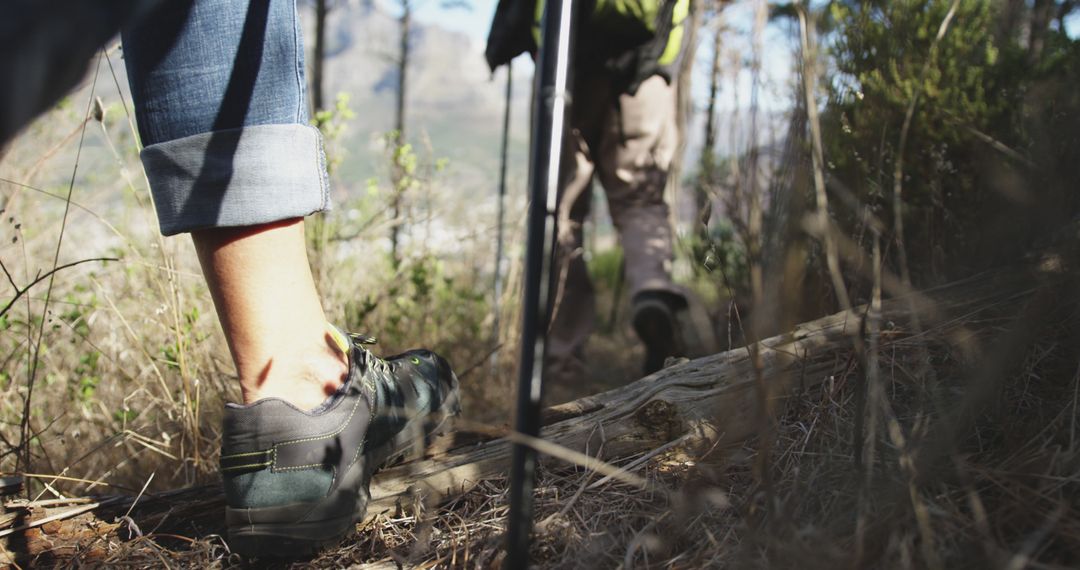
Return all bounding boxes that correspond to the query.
[546,71,612,392]
[596,75,687,374]
[546,131,597,393]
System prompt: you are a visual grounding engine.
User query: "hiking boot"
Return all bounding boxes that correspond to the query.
[631,290,688,376]
[219,331,460,558]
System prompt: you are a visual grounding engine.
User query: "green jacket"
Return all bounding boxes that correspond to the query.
[485,0,690,95]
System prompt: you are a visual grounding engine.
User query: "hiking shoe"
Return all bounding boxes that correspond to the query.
[219,331,460,558]
[631,290,688,376]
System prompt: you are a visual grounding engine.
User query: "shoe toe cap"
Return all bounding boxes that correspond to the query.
[396,349,459,410]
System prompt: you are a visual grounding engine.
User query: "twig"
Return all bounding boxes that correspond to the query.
[537,436,605,532]
[623,513,666,569]
[796,0,851,312]
[587,432,693,490]
[1003,506,1065,570]
[121,471,155,521]
[456,343,504,380]
[19,52,104,478]
[854,232,883,565]
[0,500,109,539]
[4,496,93,509]
[0,177,128,240]
[888,8,961,567]
[0,257,118,319]
[512,430,646,490]
[892,0,962,290]
[3,120,88,213]
[10,472,139,494]
[453,420,650,490]
[1070,364,1079,452]
[962,124,1036,168]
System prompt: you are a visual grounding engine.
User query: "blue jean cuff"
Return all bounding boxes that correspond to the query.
[140,124,330,235]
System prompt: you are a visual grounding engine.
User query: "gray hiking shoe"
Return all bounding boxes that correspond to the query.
[219,331,460,558]
[632,290,688,376]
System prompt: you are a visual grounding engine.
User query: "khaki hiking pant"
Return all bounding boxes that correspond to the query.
[546,74,681,385]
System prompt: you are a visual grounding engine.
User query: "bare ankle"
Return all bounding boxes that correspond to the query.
[239,335,349,410]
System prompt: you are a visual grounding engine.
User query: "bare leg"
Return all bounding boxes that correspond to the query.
[192,218,347,410]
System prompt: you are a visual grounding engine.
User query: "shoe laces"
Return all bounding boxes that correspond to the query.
[348,332,393,375]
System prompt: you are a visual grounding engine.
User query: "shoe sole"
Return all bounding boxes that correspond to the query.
[226,375,461,559]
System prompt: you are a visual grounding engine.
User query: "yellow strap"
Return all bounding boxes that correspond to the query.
[533,0,689,66]
[658,0,689,66]
[327,323,350,355]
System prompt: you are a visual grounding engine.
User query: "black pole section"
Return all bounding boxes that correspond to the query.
[491,63,513,371]
[505,0,575,567]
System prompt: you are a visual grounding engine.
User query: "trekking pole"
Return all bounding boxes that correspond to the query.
[491,63,513,372]
[505,0,575,566]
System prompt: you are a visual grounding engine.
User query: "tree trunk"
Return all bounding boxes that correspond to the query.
[746,0,767,307]
[394,2,409,139]
[1058,0,1078,30]
[1029,0,1055,65]
[389,0,411,267]
[998,0,1027,43]
[696,11,723,239]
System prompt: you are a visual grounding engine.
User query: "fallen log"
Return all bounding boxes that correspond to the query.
[0,268,1042,563]
[365,269,1035,518]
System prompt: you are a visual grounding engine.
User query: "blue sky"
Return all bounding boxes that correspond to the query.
[1067,11,1080,37]
[413,0,498,51]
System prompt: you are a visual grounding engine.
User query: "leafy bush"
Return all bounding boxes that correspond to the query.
[825,0,1013,276]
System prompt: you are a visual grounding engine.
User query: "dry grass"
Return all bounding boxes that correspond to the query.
[3,267,1074,568]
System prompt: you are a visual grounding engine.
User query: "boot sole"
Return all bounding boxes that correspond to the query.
[226,376,461,558]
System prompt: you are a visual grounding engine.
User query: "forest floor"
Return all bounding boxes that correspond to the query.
[3,266,1079,569]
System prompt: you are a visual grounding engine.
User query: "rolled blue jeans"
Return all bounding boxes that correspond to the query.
[122,0,329,235]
